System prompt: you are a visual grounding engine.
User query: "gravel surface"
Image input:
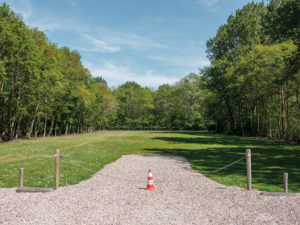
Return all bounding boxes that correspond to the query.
[1,154,299,225]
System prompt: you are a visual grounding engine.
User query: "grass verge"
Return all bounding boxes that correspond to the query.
[0,130,299,192]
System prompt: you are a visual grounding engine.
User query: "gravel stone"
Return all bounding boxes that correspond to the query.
[0,155,299,224]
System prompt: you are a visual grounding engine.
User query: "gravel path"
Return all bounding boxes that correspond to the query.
[1,155,299,225]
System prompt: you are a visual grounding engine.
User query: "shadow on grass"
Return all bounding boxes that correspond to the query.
[146,131,300,192]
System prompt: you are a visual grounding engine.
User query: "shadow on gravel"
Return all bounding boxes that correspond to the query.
[145,131,300,192]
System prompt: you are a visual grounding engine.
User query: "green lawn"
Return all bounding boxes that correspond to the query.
[0,130,299,192]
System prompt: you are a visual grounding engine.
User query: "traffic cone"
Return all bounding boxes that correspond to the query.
[145,169,155,190]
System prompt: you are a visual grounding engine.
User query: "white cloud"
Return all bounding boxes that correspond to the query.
[80,34,121,53]
[83,60,179,88]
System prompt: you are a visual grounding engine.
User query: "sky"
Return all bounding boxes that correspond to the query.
[3,0,258,88]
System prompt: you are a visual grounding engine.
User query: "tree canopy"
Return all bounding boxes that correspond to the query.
[0,1,299,141]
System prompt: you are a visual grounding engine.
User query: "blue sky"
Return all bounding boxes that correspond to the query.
[4,0,257,88]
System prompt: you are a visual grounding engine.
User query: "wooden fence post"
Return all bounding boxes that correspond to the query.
[246,149,252,190]
[19,168,24,188]
[284,173,288,193]
[55,149,59,189]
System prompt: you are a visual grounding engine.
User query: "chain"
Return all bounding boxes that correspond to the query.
[208,156,245,174]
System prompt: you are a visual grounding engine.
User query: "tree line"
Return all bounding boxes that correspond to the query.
[203,0,299,140]
[0,0,299,142]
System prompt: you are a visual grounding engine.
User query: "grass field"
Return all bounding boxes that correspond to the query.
[0,130,299,192]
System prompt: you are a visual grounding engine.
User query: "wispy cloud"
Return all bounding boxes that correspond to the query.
[150,55,210,71]
[80,34,121,53]
[113,33,169,50]
[198,0,220,7]
[180,0,220,11]
[5,0,32,20]
[5,0,209,88]
[66,0,78,10]
[83,60,179,88]
[28,19,62,31]
[92,28,170,51]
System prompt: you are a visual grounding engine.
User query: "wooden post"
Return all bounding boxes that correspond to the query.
[55,149,59,189]
[284,173,288,193]
[246,149,252,190]
[19,168,24,188]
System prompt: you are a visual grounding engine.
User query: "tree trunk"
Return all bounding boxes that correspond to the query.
[280,84,285,139]
[65,123,69,135]
[10,118,16,139]
[277,116,281,140]
[5,90,13,140]
[34,116,39,138]
[54,119,57,137]
[269,110,272,138]
[48,114,56,137]
[43,117,47,137]
[15,114,23,139]
[285,88,289,140]
[26,99,40,139]
[256,100,260,136]
[224,97,235,133]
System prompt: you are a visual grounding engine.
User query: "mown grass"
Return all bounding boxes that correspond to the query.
[0,130,299,192]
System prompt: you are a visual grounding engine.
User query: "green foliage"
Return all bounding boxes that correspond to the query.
[92,76,107,85]
[203,0,300,141]
[0,3,117,140]
[0,1,299,142]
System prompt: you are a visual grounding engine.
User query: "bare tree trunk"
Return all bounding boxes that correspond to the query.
[10,118,16,138]
[54,120,57,137]
[6,83,13,140]
[65,123,69,135]
[26,99,40,139]
[34,116,39,138]
[277,116,281,140]
[280,84,285,139]
[285,88,290,140]
[256,100,260,136]
[43,117,47,137]
[238,101,245,136]
[15,114,23,139]
[10,85,22,140]
[48,114,56,137]
[269,110,272,138]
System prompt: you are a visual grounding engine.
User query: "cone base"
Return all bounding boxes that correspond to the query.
[145,185,155,190]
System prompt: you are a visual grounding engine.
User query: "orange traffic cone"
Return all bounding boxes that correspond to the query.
[145,169,155,190]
